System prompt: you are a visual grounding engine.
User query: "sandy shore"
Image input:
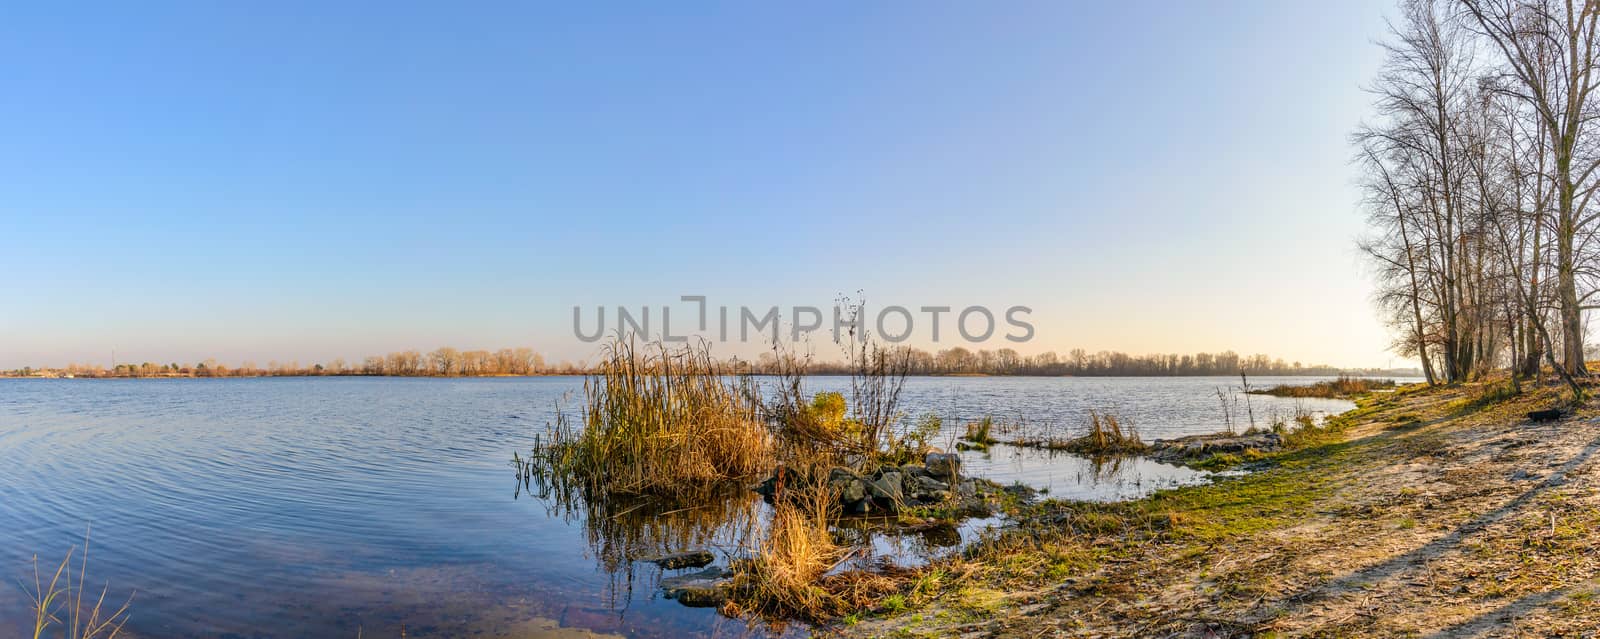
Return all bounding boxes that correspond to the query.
[842,380,1600,638]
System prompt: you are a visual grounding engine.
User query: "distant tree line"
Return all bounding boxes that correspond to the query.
[3,347,582,378]
[1357,0,1600,390]
[3,345,1407,379]
[746,347,1403,377]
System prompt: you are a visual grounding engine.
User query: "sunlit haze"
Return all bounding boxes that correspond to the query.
[2,1,1398,369]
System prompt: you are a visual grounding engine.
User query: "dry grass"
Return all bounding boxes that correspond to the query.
[725,477,848,622]
[999,410,1146,455]
[726,476,929,625]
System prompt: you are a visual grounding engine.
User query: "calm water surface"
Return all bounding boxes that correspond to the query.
[0,376,1390,637]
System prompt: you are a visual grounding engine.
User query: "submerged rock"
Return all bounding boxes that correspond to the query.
[660,566,731,607]
[644,550,715,570]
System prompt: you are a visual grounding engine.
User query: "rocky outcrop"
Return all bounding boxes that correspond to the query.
[1147,430,1282,463]
[753,452,1020,517]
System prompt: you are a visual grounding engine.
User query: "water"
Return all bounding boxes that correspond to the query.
[0,375,1391,637]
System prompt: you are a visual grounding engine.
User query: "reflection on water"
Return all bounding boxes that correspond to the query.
[524,472,762,608]
[961,444,1214,501]
[0,375,1398,638]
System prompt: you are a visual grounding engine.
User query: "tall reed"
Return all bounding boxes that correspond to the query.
[1060,410,1147,455]
[521,333,929,625]
[529,339,773,500]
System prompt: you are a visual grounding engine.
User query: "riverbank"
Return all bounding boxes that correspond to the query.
[841,379,1600,637]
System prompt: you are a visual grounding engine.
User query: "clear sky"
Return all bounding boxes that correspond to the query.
[0,1,1405,370]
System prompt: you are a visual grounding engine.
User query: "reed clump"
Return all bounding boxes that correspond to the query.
[1250,376,1396,399]
[959,417,999,451]
[1058,410,1147,455]
[725,477,921,624]
[724,477,845,621]
[523,330,948,626]
[528,339,773,500]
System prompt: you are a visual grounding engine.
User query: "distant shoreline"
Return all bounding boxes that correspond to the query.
[0,371,1422,381]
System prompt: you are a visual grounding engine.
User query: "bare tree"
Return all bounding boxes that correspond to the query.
[1461,0,1600,376]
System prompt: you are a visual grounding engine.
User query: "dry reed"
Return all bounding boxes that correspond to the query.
[1058,410,1147,455]
[527,339,773,500]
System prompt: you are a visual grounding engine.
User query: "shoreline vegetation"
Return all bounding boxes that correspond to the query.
[22,336,1600,636]
[972,411,1152,456]
[520,335,960,625]
[511,333,1600,636]
[1247,375,1398,399]
[508,334,1408,632]
[1,346,1419,380]
[840,375,1600,638]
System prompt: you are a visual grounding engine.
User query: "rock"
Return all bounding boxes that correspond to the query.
[828,468,869,503]
[1000,482,1038,504]
[868,471,904,502]
[924,452,962,481]
[845,479,869,504]
[907,474,951,501]
[754,462,1004,515]
[661,567,730,607]
[644,550,715,570]
[754,465,805,499]
[660,566,727,583]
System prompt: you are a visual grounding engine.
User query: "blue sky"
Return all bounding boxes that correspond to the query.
[0,1,1402,369]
